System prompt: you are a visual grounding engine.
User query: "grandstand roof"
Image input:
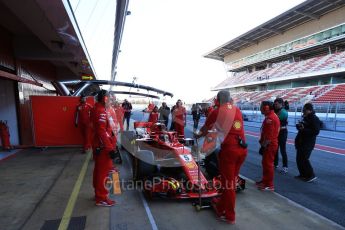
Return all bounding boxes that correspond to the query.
[204,0,345,61]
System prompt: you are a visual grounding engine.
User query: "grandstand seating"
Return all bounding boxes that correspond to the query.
[314,84,345,102]
[216,51,345,89]
[230,84,345,104]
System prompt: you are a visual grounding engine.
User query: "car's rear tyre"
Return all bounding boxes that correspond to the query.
[132,150,156,181]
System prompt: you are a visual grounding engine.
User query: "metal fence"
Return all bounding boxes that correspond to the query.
[238,102,345,132]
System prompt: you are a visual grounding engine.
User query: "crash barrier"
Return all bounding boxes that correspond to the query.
[239,102,345,132]
[31,96,94,147]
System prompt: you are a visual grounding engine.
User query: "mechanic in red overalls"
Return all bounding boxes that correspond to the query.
[147,101,155,113]
[113,101,124,132]
[107,98,118,147]
[75,95,93,153]
[195,90,247,224]
[148,106,159,123]
[172,100,186,138]
[92,90,116,206]
[201,98,218,153]
[205,101,215,118]
[107,96,120,173]
[256,101,280,191]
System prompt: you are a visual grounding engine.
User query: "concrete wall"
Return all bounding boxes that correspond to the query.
[224,7,345,64]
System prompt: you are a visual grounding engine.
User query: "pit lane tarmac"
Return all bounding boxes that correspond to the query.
[109,147,343,230]
[0,128,344,229]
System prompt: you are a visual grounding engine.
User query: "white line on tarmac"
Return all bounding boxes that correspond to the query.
[123,149,158,230]
[138,192,158,230]
[246,133,345,156]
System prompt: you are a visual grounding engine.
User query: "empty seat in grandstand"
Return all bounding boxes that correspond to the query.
[233,86,336,105]
[314,84,345,102]
[215,51,345,88]
[222,51,345,86]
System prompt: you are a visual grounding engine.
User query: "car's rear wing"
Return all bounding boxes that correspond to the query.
[134,121,153,129]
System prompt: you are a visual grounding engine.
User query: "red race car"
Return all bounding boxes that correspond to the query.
[121,121,244,200]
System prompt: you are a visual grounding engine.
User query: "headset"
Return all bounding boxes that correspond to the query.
[97,89,110,104]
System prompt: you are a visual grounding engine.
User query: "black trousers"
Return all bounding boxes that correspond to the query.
[296,147,315,178]
[123,114,131,131]
[162,118,169,129]
[274,129,288,167]
[193,118,200,130]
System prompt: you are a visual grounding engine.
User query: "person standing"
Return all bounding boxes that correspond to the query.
[195,90,247,224]
[113,101,124,132]
[92,90,116,206]
[158,102,170,128]
[148,106,159,123]
[256,101,280,191]
[169,104,177,131]
[295,103,320,182]
[205,104,214,118]
[191,104,202,131]
[172,99,186,137]
[201,101,217,154]
[274,98,289,173]
[75,95,93,153]
[122,99,132,131]
[147,101,155,113]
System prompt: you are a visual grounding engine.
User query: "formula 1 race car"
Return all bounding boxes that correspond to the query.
[120,121,245,200]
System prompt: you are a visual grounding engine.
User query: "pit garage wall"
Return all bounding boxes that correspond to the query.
[16,60,57,146]
[0,27,19,146]
[0,79,19,146]
[0,25,58,146]
[31,96,94,147]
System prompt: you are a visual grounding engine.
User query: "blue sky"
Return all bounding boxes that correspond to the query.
[70,0,304,103]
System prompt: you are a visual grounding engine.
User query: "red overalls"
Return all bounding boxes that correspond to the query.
[107,106,118,146]
[114,106,124,132]
[260,110,280,188]
[201,107,217,154]
[173,106,186,137]
[148,112,159,123]
[92,102,115,202]
[200,103,247,222]
[76,102,93,151]
[147,103,155,113]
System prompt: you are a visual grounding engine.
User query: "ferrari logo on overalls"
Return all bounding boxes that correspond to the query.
[233,120,241,129]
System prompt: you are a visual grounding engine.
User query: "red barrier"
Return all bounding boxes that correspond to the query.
[31,96,94,147]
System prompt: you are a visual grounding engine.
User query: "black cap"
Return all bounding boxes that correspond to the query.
[274,97,284,104]
[97,89,109,102]
[303,103,314,111]
[261,100,274,110]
